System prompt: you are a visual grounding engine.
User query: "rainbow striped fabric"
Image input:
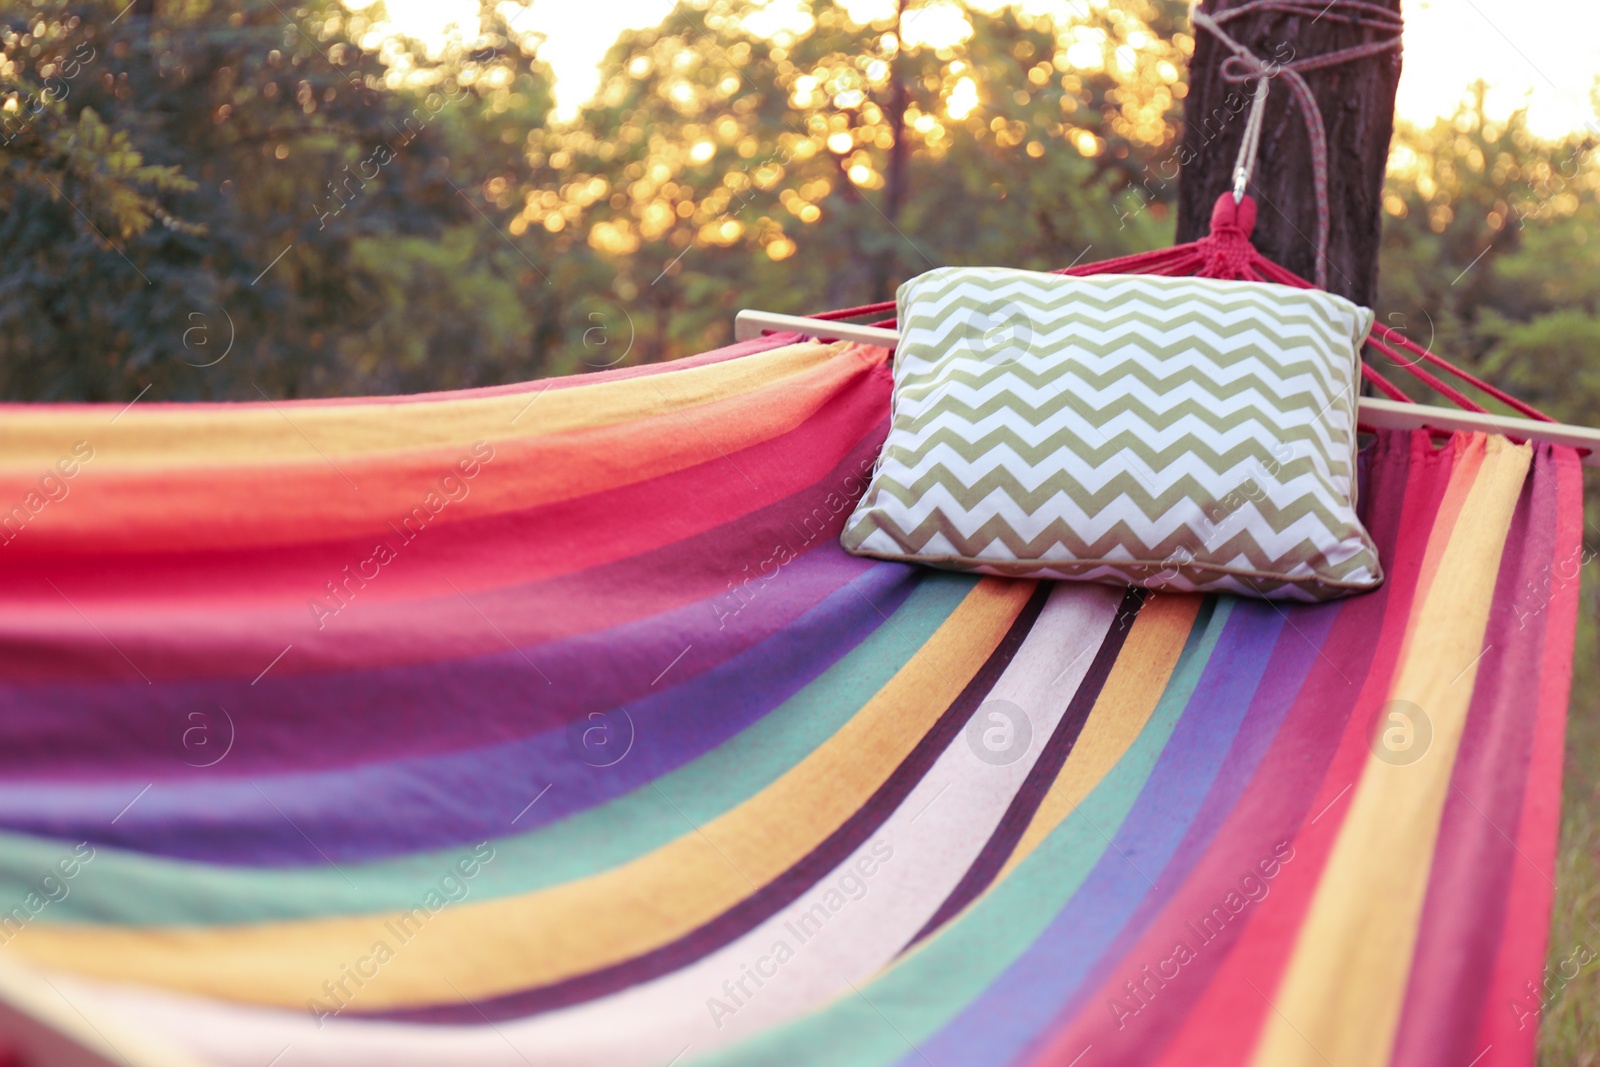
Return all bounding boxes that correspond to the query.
[0,337,1581,1067]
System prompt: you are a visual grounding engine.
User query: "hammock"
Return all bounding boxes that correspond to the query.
[0,200,1582,1066]
[0,313,1580,1067]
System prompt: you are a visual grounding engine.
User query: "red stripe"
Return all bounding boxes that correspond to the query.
[0,342,873,558]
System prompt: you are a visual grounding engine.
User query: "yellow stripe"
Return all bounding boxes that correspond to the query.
[998,592,1203,879]
[9,579,1035,1008]
[0,342,848,469]
[1249,434,1531,1067]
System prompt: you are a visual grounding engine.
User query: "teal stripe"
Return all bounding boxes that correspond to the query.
[689,598,1229,1067]
[9,573,977,926]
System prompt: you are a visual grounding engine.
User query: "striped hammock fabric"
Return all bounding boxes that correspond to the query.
[0,337,1581,1067]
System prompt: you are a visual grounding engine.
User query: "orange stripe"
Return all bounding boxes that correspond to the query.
[1410,434,1485,603]
[0,341,858,471]
[1381,433,1488,674]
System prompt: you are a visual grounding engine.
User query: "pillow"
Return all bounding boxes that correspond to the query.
[840,268,1383,601]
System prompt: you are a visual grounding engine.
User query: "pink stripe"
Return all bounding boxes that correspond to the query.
[1469,445,1584,1064]
[1388,443,1565,1063]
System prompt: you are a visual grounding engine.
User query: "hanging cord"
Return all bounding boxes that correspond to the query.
[1190,0,1403,289]
[1230,73,1269,202]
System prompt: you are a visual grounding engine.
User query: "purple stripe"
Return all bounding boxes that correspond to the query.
[0,564,915,864]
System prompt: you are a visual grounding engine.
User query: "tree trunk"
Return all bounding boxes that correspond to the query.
[1175,0,1403,307]
[869,0,913,303]
[882,0,912,226]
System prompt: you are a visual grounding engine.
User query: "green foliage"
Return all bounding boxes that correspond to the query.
[6,104,200,237]
[0,0,563,399]
[1378,87,1600,422]
[0,0,1195,399]
[0,12,194,240]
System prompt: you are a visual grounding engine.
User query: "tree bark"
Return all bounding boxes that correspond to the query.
[868,0,913,303]
[1175,0,1403,307]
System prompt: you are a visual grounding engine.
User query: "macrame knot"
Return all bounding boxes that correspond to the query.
[1186,192,1258,280]
[1208,192,1258,238]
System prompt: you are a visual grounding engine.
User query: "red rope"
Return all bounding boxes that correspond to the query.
[1372,325,1554,421]
[1365,337,1486,411]
[809,301,894,321]
[1361,362,1413,402]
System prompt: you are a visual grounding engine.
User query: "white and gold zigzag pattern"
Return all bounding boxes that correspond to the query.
[842,269,1384,602]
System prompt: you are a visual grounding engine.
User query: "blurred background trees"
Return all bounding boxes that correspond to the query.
[1,0,1598,1052]
[5,0,1598,422]
[0,0,1193,398]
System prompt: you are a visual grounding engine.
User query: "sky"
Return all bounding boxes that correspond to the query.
[362,0,1600,138]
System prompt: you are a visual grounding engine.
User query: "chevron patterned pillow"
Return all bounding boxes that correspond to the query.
[841,268,1384,601]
